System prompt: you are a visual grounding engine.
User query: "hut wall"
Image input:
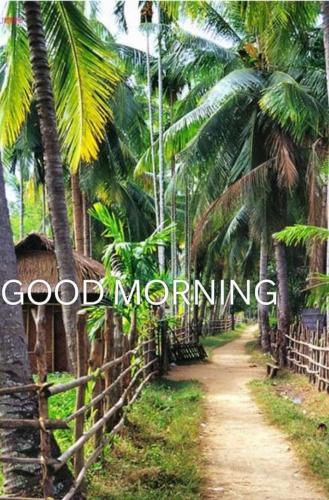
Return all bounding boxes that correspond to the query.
[23,304,68,373]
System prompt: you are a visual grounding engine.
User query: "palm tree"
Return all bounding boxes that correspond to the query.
[322,0,329,328]
[157,1,165,272]
[140,1,160,229]
[1,1,120,372]
[0,156,42,496]
[23,1,80,373]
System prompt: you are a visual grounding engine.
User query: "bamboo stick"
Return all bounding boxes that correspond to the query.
[74,310,88,486]
[55,360,157,469]
[48,339,154,396]
[33,304,53,498]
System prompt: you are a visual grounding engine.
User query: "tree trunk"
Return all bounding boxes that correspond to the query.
[274,241,290,367]
[82,194,91,257]
[24,1,79,374]
[145,22,159,229]
[42,183,46,234]
[258,240,270,351]
[71,173,84,254]
[322,1,329,330]
[19,161,24,240]
[0,157,42,496]
[184,180,190,336]
[157,2,165,272]
[170,90,177,317]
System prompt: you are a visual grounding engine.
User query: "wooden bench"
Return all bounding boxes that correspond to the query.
[266,362,279,378]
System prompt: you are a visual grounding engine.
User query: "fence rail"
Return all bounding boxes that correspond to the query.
[173,316,236,344]
[286,323,329,391]
[0,308,158,500]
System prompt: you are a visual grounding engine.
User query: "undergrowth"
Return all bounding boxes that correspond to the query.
[248,341,329,495]
[88,379,203,499]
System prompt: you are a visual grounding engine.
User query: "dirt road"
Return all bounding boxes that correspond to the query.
[168,325,327,499]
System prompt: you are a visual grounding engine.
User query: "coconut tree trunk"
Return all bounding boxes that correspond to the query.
[258,239,270,351]
[71,173,84,254]
[24,1,79,374]
[0,157,42,496]
[145,21,159,228]
[157,1,165,272]
[19,161,24,239]
[82,194,91,257]
[42,183,47,233]
[322,1,329,330]
[170,89,177,316]
[274,241,290,367]
[171,155,177,317]
[184,179,190,337]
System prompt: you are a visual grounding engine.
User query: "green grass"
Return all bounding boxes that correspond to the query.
[201,323,246,356]
[88,379,204,499]
[247,341,329,495]
[1,377,204,499]
[245,338,271,367]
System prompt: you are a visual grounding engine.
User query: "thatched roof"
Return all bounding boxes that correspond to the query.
[15,232,104,294]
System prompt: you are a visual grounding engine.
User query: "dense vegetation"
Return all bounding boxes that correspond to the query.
[0,1,329,498]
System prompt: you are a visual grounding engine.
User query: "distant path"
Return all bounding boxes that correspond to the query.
[168,325,327,499]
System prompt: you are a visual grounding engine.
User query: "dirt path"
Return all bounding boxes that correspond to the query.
[167,325,327,499]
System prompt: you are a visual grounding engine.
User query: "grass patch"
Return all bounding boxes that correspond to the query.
[201,323,246,356]
[245,338,271,367]
[247,339,329,495]
[88,379,203,499]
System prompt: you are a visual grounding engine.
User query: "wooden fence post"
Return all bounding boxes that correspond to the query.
[103,308,114,413]
[74,310,88,485]
[89,329,104,449]
[32,305,53,499]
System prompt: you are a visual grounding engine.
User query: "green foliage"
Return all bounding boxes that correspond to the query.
[274,225,329,246]
[9,191,45,242]
[88,379,203,499]
[0,1,120,171]
[0,2,32,147]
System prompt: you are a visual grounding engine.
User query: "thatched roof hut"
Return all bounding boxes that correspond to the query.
[15,233,104,373]
[16,232,104,295]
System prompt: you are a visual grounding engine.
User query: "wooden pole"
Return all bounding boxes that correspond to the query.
[103,308,114,431]
[89,329,104,449]
[32,305,53,499]
[74,310,88,487]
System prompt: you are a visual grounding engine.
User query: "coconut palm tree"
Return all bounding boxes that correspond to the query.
[1,0,119,372]
[0,156,42,496]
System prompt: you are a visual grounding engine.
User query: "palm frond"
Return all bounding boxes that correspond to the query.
[274,224,329,246]
[193,159,272,249]
[259,72,324,142]
[0,2,32,147]
[43,1,120,171]
[135,68,262,175]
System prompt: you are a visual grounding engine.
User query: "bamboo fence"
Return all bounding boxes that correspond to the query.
[0,308,158,500]
[173,317,235,343]
[286,323,329,391]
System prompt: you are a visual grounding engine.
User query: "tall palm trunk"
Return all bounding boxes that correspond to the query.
[274,241,290,367]
[82,194,92,257]
[24,1,79,374]
[71,172,84,254]
[145,23,160,229]
[170,90,177,316]
[322,1,329,330]
[157,1,165,272]
[170,155,177,316]
[42,183,46,233]
[0,157,42,496]
[184,179,191,336]
[19,161,24,239]
[258,239,270,351]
